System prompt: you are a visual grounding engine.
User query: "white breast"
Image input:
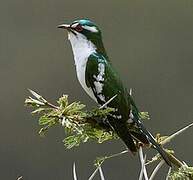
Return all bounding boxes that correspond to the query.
[68,32,97,102]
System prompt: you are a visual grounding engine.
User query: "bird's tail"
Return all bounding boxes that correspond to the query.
[128,93,172,166]
[133,117,172,167]
[109,118,137,153]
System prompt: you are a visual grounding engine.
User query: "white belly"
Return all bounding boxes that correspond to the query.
[67,31,97,102]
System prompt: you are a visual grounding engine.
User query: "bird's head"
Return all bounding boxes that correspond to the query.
[58,19,107,58]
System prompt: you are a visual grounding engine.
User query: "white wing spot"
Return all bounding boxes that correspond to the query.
[112,114,122,119]
[93,63,106,102]
[97,63,105,81]
[94,81,103,93]
[128,111,134,123]
[127,118,133,123]
[117,115,122,119]
[98,94,106,102]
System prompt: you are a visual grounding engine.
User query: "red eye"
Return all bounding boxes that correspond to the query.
[75,24,83,32]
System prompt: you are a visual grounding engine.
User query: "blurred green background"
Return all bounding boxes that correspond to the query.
[0,0,193,179]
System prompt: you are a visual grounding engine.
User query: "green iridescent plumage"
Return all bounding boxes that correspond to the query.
[85,52,137,152]
[58,18,172,166]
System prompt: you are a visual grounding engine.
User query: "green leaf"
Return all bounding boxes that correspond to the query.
[39,127,49,137]
[28,89,47,103]
[63,102,86,115]
[63,134,89,149]
[31,108,48,114]
[139,111,150,120]
[39,116,56,126]
[58,95,69,108]
[25,97,45,107]
[168,164,193,180]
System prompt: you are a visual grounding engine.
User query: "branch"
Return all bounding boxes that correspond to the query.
[139,147,148,180]
[73,163,78,180]
[25,90,193,179]
[149,160,164,180]
[160,123,193,145]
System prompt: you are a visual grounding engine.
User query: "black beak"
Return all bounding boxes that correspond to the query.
[57,23,77,36]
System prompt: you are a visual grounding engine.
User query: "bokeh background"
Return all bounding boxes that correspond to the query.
[1,0,193,179]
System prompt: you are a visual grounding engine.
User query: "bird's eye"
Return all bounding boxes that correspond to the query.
[75,24,83,32]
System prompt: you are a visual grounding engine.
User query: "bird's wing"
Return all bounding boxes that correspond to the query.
[85,53,128,111]
[85,53,171,164]
[85,53,137,153]
[85,53,106,104]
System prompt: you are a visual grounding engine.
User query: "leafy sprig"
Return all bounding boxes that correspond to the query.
[25,89,193,179]
[25,90,120,148]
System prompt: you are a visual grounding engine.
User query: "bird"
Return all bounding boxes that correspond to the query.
[58,19,171,166]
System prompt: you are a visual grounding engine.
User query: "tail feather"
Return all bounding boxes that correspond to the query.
[130,131,150,145]
[108,118,137,153]
[128,93,172,166]
[133,117,172,166]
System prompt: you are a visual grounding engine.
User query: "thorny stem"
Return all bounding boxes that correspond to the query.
[98,166,106,180]
[88,164,106,180]
[73,163,78,180]
[38,96,186,169]
[139,155,147,180]
[159,123,193,168]
[88,167,100,180]
[149,160,164,180]
[17,176,23,180]
[161,123,193,145]
[102,150,129,163]
[27,90,192,173]
[166,167,171,180]
[43,100,187,169]
[45,102,59,109]
[139,147,148,180]
[99,94,117,109]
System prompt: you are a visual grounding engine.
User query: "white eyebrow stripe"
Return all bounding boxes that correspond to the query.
[83,25,98,33]
[71,22,79,28]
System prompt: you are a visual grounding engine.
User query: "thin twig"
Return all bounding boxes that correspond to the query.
[73,162,78,180]
[139,155,147,180]
[161,122,193,145]
[165,167,171,180]
[104,150,128,161]
[139,147,149,180]
[28,89,59,109]
[149,160,165,180]
[99,94,117,109]
[129,88,132,96]
[17,176,23,180]
[99,166,106,180]
[46,102,59,109]
[88,167,100,180]
[94,150,129,169]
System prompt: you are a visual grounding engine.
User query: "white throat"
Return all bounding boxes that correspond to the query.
[68,32,96,66]
[67,32,97,102]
